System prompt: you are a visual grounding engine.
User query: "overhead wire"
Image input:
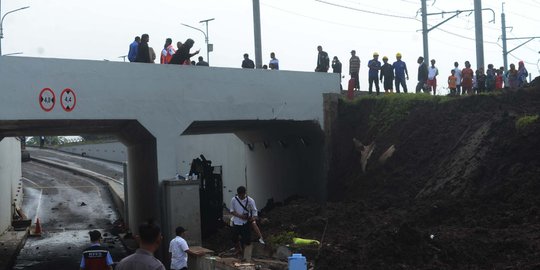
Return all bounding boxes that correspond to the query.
[314,0,418,20]
[261,2,413,33]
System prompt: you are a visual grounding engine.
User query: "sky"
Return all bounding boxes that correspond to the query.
[2,0,539,94]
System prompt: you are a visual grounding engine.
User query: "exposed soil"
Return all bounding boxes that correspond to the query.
[207,79,540,269]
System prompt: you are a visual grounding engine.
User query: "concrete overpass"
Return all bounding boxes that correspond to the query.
[0,56,339,244]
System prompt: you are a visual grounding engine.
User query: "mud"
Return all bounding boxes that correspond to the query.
[206,84,540,269]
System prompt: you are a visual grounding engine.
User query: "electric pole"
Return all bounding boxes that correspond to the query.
[474,0,485,71]
[253,0,262,69]
[421,0,429,63]
[501,2,508,71]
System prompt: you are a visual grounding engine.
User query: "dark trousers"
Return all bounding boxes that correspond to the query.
[232,223,251,247]
[416,81,427,93]
[369,77,380,95]
[395,77,408,93]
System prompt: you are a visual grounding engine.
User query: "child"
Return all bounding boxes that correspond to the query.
[495,69,503,90]
[448,69,457,96]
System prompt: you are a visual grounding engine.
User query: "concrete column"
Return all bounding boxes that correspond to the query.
[127,141,159,233]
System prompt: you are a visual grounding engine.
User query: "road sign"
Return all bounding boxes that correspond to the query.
[39,88,55,112]
[60,88,77,112]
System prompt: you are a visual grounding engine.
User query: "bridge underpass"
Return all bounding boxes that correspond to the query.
[0,56,339,255]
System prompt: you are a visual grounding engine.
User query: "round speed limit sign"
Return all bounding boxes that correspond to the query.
[39,88,55,112]
[60,88,77,112]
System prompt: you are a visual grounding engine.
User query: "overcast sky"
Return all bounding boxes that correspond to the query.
[2,0,539,93]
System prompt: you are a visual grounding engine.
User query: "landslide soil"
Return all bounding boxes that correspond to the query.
[206,81,540,269]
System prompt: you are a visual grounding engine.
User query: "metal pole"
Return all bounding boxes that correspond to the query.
[253,0,262,68]
[474,0,485,70]
[501,3,508,71]
[421,0,429,63]
[199,18,214,65]
[204,22,209,64]
[123,162,129,228]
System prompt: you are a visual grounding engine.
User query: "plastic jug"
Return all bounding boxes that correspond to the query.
[288,253,307,270]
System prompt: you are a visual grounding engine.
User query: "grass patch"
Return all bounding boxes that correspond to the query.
[516,115,539,131]
[343,94,451,135]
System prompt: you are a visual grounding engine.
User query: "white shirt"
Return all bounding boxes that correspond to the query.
[428,66,438,80]
[230,196,258,226]
[169,236,189,270]
[453,67,462,85]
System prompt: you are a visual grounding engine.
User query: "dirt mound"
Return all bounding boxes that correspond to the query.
[205,83,540,269]
[320,85,540,269]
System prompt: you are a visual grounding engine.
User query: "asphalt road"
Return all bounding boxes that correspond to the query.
[14,151,127,270]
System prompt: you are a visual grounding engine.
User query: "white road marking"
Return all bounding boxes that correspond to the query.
[35,189,43,223]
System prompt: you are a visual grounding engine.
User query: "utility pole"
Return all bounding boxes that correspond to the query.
[474,0,484,70]
[252,0,263,69]
[421,0,429,63]
[500,2,540,72]
[420,3,494,70]
[199,18,214,65]
[501,2,508,71]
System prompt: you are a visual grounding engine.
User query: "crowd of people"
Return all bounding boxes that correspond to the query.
[127,36,531,95]
[316,45,530,96]
[128,35,209,66]
[79,186,262,270]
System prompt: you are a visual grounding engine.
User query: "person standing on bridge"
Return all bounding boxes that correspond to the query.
[349,50,361,90]
[380,56,394,94]
[332,56,343,90]
[135,34,152,63]
[315,45,329,72]
[160,38,176,64]
[269,52,279,70]
[169,39,200,65]
[116,220,166,270]
[196,56,209,66]
[128,36,140,62]
[393,53,409,93]
[80,230,114,270]
[416,56,428,93]
[242,53,255,69]
[367,52,381,95]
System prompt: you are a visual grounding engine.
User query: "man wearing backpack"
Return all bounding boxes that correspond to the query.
[230,186,263,260]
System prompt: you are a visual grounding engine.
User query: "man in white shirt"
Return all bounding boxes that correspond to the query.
[230,186,261,258]
[169,226,201,270]
[453,62,462,96]
[427,59,439,95]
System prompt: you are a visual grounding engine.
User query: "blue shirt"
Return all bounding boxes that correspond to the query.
[392,60,408,79]
[128,41,138,62]
[367,59,381,78]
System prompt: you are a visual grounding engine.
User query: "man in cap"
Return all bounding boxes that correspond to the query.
[169,226,203,270]
[349,50,361,90]
[393,53,409,93]
[367,52,381,95]
[80,230,114,270]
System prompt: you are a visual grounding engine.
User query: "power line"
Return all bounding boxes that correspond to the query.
[261,3,412,33]
[314,0,417,20]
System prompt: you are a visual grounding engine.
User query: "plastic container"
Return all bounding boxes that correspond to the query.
[288,253,307,270]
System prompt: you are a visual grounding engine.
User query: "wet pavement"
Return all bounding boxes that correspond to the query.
[13,151,128,270]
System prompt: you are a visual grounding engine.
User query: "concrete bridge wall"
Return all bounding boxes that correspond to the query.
[0,56,339,243]
[0,138,22,233]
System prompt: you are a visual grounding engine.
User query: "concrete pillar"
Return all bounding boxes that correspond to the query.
[126,141,159,233]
